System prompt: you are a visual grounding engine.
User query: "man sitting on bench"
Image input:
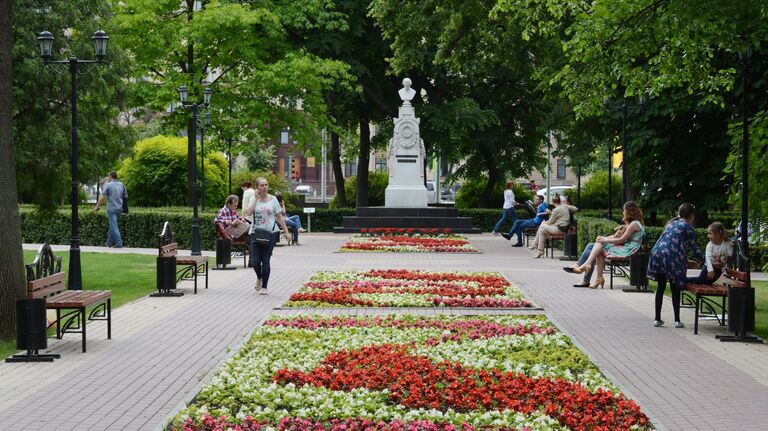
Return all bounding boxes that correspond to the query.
[215,195,249,239]
[502,195,549,247]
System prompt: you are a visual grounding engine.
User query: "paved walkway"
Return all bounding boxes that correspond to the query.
[1,235,766,430]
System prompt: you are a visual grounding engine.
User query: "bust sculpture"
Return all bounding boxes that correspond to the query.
[398,78,416,104]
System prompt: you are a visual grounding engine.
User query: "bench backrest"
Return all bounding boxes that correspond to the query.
[158,221,178,257]
[26,243,67,299]
[720,268,750,288]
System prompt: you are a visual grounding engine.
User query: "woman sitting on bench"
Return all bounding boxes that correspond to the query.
[567,201,645,289]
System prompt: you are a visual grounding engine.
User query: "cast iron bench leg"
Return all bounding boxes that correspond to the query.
[107,299,112,339]
[81,307,87,353]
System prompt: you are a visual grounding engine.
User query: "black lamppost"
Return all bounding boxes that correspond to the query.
[177,84,212,256]
[37,29,109,290]
[226,137,233,194]
[200,110,211,210]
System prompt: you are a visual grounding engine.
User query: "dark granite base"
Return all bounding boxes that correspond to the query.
[333,206,482,234]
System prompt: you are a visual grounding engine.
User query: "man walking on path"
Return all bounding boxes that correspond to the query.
[94,171,126,248]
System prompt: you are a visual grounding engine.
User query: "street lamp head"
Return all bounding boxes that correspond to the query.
[203,87,212,107]
[92,30,109,59]
[37,30,54,60]
[178,85,189,104]
[204,110,211,127]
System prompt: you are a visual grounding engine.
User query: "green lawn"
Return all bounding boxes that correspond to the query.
[1,250,164,359]
[649,278,767,340]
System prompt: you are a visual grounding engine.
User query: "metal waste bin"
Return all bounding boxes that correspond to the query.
[216,238,232,268]
[16,298,47,350]
[629,253,648,287]
[154,255,179,296]
[564,232,578,257]
[727,286,755,333]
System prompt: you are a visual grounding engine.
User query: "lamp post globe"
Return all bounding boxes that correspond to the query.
[37,30,54,59]
[92,30,109,59]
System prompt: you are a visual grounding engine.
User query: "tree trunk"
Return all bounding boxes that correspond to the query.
[331,131,347,207]
[0,0,26,339]
[356,114,371,207]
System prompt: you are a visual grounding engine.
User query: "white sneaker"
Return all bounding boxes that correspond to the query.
[298,228,306,233]
[491,231,500,236]
[653,320,665,327]
[674,321,685,328]
[254,278,262,291]
[260,288,268,295]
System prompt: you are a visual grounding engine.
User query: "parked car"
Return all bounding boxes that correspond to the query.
[536,186,573,202]
[294,185,314,196]
[426,181,437,204]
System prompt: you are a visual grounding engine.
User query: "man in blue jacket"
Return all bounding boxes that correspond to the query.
[502,195,549,247]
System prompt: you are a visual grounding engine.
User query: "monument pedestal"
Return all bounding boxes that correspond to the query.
[385,185,427,207]
[334,207,480,234]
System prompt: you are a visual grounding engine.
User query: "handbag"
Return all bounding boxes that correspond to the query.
[251,229,273,245]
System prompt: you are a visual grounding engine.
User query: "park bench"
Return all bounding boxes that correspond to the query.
[26,244,111,353]
[154,222,208,296]
[681,265,743,335]
[214,221,250,269]
[605,235,649,290]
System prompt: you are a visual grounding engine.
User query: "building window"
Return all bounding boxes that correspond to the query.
[557,159,567,179]
[345,161,357,178]
[375,157,387,172]
[280,130,289,145]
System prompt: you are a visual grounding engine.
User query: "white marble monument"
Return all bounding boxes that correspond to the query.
[385,78,428,207]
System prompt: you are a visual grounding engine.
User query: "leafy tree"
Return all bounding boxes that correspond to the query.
[330,172,388,208]
[500,0,768,219]
[455,181,533,209]
[13,0,135,209]
[112,0,353,206]
[0,0,25,339]
[119,135,229,207]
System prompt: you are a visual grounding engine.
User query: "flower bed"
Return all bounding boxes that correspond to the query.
[173,315,652,431]
[284,269,532,308]
[340,230,477,253]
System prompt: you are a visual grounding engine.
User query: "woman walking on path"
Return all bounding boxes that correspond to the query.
[568,201,645,288]
[647,202,704,328]
[243,177,292,295]
[492,181,517,235]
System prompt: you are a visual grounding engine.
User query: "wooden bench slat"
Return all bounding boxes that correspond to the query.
[46,290,112,308]
[686,283,728,297]
[28,272,67,291]
[176,256,208,265]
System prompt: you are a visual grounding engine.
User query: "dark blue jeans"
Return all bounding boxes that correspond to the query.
[493,207,517,233]
[508,219,539,243]
[250,232,277,289]
[685,267,721,285]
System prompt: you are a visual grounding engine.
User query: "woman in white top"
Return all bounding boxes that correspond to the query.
[242,177,292,294]
[492,180,517,235]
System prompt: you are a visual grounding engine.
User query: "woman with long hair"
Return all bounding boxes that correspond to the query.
[647,202,704,328]
[569,201,645,288]
[243,177,292,294]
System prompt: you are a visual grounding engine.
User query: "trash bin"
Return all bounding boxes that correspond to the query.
[216,238,232,268]
[16,298,47,351]
[629,253,648,287]
[564,232,578,257]
[727,286,755,333]
[154,255,179,296]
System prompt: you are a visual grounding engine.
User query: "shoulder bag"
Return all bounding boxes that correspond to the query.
[121,184,129,214]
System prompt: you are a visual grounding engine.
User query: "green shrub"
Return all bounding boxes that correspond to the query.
[330,172,388,207]
[119,135,229,208]
[579,171,622,210]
